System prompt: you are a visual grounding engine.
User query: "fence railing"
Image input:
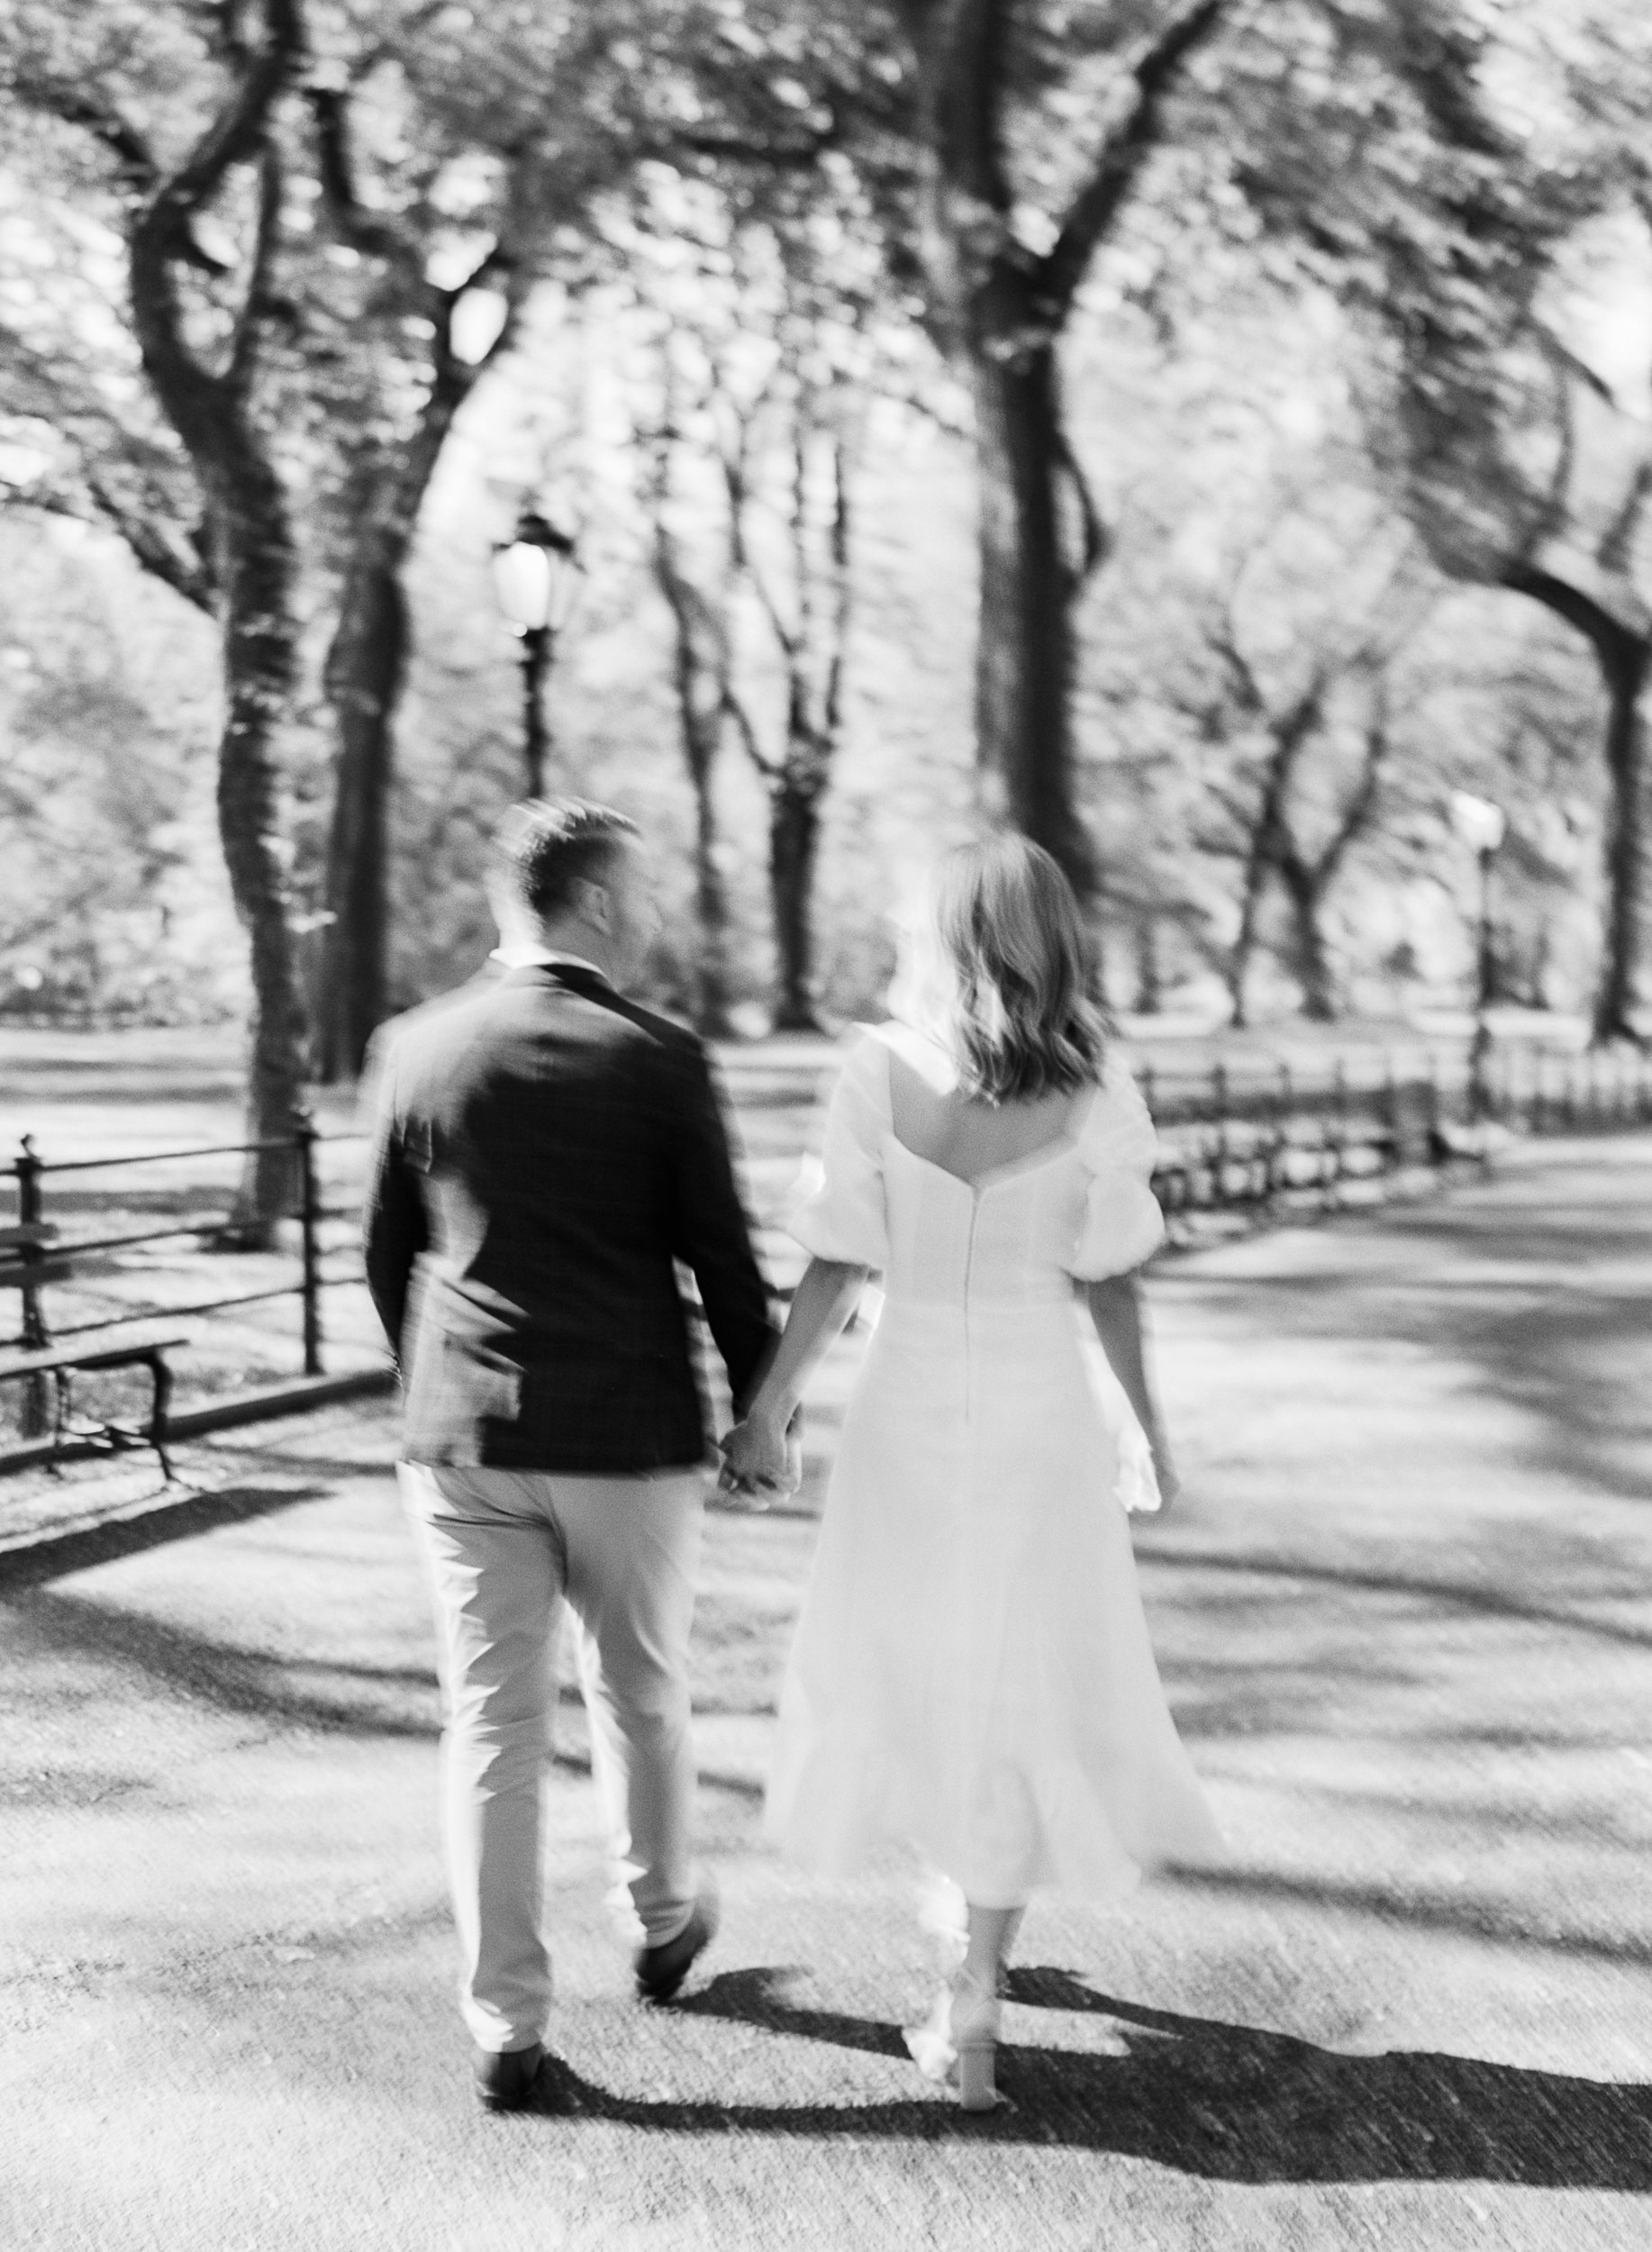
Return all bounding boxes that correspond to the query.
[1139,1040,1652,1220]
[5,1040,1650,1442]
[3,1111,365,1439]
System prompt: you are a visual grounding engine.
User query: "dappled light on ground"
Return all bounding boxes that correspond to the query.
[4,1135,1652,2247]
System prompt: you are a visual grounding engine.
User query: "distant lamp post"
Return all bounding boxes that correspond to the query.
[492,511,581,797]
[1450,790,1507,1121]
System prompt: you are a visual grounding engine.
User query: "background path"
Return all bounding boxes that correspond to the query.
[4,1135,1652,2249]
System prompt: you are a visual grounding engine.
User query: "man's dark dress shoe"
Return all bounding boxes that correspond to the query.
[633,1893,720,2003]
[474,2041,551,2112]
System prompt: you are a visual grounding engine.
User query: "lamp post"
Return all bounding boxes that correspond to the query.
[492,510,580,798]
[1449,790,1507,1122]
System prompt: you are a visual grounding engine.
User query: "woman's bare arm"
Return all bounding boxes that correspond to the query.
[1083,1271,1178,1503]
[720,1257,869,1491]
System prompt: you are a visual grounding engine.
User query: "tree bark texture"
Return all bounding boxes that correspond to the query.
[1503,564,1649,1042]
[768,768,824,1033]
[661,572,734,1036]
[314,371,473,1079]
[972,344,1090,888]
[649,430,735,1038]
[1226,849,1265,1030]
[899,0,1228,904]
[1596,640,1649,1042]
[723,395,851,1034]
[118,7,308,1233]
[315,515,404,1080]
[1278,861,1337,1022]
[306,86,529,1077]
[691,769,732,1037]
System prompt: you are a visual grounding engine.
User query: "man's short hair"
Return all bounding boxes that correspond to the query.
[494,797,639,922]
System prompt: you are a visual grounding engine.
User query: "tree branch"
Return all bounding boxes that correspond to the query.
[81,469,216,612]
[158,0,303,226]
[1312,679,1392,886]
[305,82,420,268]
[1211,613,1267,718]
[720,396,798,662]
[822,425,854,744]
[1598,457,1652,583]
[1039,0,1230,315]
[124,1,305,442]
[722,682,776,780]
[1055,422,1108,593]
[11,80,159,195]
[1502,558,1648,667]
[228,140,285,399]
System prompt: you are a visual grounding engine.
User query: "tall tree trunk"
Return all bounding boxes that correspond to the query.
[972,342,1093,897]
[1503,566,1649,1044]
[901,0,1226,899]
[122,25,307,1237]
[208,424,306,1230]
[304,79,531,1078]
[1134,913,1162,1015]
[769,766,824,1033]
[690,767,732,1036]
[313,328,504,1076]
[1227,855,1265,1030]
[315,530,403,1080]
[1279,860,1337,1022]
[1595,640,1649,1043]
[649,465,735,1038]
[22,5,310,1225]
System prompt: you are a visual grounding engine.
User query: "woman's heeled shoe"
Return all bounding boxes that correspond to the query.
[903,1967,1002,2111]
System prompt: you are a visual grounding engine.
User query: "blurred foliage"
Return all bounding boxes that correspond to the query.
[0,0,1647,1041]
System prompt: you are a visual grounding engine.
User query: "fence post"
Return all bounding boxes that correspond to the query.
[14,1135,50,1437]
[1266,1060,1290,1198]
[293,1107,323,1377]
[1212,1060,1229,1196]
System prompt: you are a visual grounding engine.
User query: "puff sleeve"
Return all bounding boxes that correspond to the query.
[786,1030,889,1268]
[1067,1054,1166,1280]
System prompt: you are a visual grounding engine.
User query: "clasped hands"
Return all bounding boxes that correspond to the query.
[717,1407,801,1504]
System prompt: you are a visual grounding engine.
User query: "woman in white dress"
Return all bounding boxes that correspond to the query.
[720,837,1221,2109]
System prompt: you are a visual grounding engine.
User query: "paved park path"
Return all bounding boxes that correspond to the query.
[5,1134,1652,2251]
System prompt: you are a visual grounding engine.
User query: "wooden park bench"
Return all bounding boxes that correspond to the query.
[0,1223,197,1479]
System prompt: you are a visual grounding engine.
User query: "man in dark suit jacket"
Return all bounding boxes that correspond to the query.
[364,797,777,2112]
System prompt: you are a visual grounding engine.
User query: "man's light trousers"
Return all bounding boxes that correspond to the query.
[400,1461,705,2055]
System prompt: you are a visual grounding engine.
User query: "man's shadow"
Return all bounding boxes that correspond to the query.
[535,1966,1652,2188]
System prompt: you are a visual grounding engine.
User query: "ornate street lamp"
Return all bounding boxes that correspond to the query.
[1449,789,1507,1122]
[492,510,581,797]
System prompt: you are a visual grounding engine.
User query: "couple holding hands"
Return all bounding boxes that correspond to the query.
[365,797,1218,2116]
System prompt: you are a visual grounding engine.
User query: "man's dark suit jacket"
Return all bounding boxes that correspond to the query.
[362,962,777,1474]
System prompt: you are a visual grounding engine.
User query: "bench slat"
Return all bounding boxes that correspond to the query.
[0,1223,59,1251]
[0,1325,198,1381]
[0,1256,76,1288]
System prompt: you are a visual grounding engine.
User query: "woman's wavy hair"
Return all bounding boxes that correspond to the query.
[903,836,1106,1104]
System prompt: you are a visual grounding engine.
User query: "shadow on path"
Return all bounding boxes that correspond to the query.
[0,1483,328,1594]
[528,1967,1652,2189]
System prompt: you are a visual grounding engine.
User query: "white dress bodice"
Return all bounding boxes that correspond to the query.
[791,1025,1166,1309]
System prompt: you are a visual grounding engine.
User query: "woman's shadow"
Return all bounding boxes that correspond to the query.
[532,1965,1652,2188]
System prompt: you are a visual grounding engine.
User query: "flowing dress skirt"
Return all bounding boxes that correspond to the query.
[765,1294,1223,1906]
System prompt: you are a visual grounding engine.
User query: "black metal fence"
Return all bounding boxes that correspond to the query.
[2,1112,365,1439]
[5,1040,1650,1450]
[1140,1040,1652,1220]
